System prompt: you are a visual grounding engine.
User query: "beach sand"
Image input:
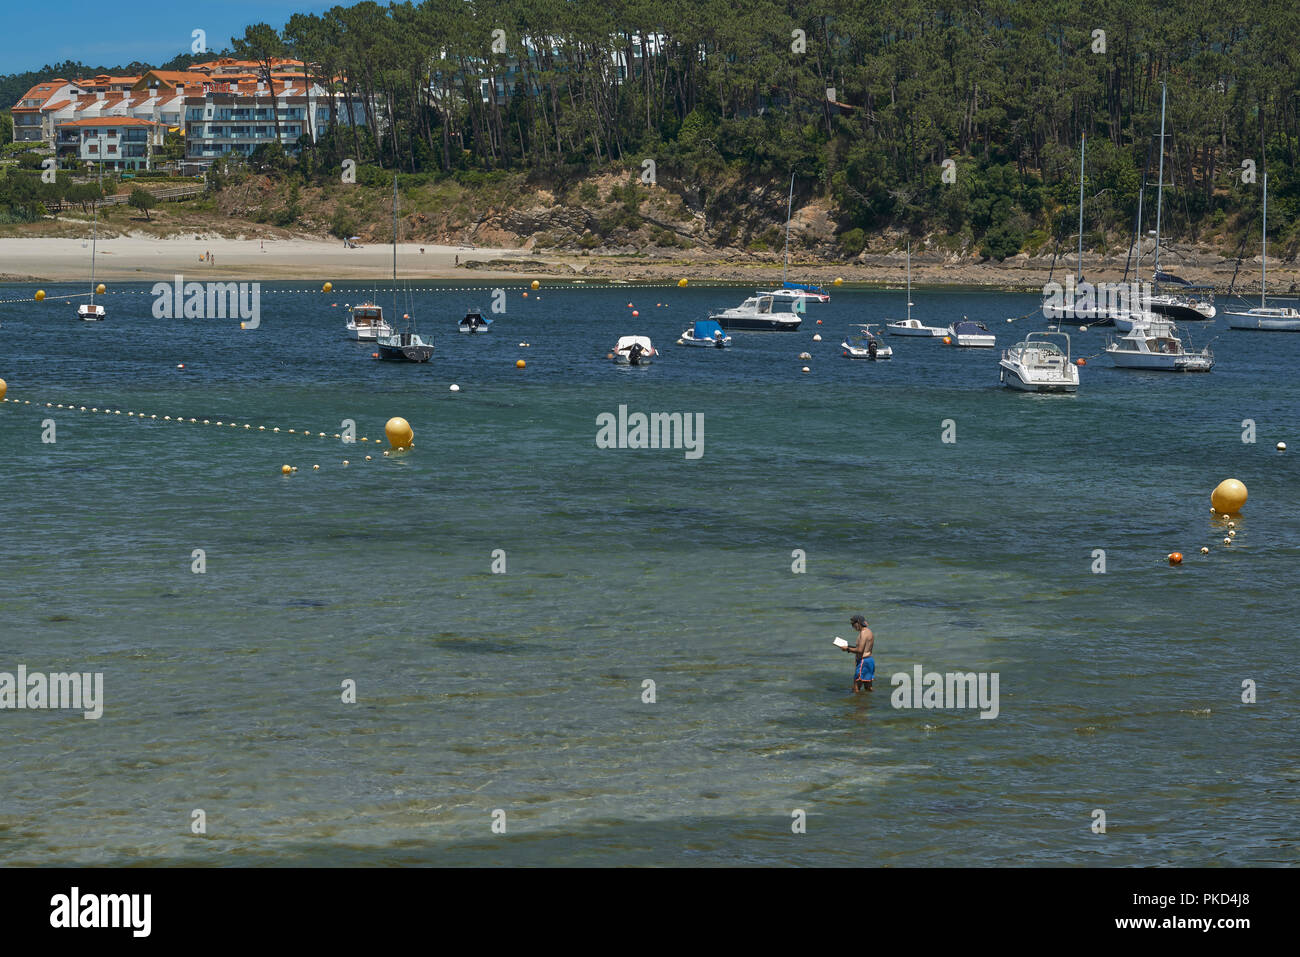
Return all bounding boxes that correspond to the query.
[0,235,557,283]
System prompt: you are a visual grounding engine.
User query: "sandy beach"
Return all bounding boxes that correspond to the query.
[3,232,1298,294]
[0,235,555,283]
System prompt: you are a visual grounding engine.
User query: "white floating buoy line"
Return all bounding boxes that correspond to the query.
[0,389,410,473]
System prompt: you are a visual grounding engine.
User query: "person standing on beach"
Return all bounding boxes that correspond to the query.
[842,614,875,693]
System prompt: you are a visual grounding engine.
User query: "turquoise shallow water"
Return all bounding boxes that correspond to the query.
[1,281,1297,866]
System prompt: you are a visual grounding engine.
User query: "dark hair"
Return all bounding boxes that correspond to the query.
[850,615,866,627]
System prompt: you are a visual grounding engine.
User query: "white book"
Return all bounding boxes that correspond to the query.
[832,636,849,649]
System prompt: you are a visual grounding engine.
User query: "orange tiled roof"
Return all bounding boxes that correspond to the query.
[55,117,165,128]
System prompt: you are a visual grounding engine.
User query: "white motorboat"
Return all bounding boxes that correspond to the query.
[710,294,803,331]
[1105,316,1213,371]
[948,318,996,347]
[1225,172,1300,331]
[999,331,1079,392]
[612,335,656,365]
[841,324,892,359]
[347,304,393,340]
[680,319,731,348]
[77,303,106,321]
[1112,309,1159,333]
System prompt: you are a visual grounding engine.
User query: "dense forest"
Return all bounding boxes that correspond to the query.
[5,1,1300,260]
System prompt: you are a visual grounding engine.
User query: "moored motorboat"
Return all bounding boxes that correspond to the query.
[347,304,392,340]
[999,331,1079,392]
[612,335,656,365]
[948,318,996,347]
[710,294,803,331]
[841,324,892,359]
[680,319,731,348]
[1105,316,1213,371]
[458,309,492,333]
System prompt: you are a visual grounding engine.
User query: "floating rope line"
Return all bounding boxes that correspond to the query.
[0,394,398,469]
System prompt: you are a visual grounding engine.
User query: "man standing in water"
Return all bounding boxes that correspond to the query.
[843,614,874,693]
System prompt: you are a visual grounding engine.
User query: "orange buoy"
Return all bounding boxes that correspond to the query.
[943,336,952,344]
[1168,552,1183,566]
[371,352,379,358]
[632,310,639,316]
[1076,358,1086,366]
[516,359,526,368]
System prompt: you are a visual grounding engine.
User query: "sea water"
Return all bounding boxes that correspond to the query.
[0,282,1296,865]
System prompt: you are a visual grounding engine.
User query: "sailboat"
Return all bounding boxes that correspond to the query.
[886,241,944,336]
[1042,133,1118,325]
[760,173,829,303]
[1144,84,1216,322]
[376,177,433,362]
[77,147,105,321]
[1225,172,1300,331]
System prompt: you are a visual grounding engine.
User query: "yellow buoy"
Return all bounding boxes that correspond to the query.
[516,359,526,369]
[385,416,414,450]
[1210,479,1247,514]
[834,277,843,286]
[281,465,292,475]
[531,280,540,290]
[677,278,688,287]
[96,283,105,295]
[35,290,45,301]
[323,282,333,293]
[0,378,6,401]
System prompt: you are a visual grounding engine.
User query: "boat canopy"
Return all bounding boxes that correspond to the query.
[352,305,382,319]
[692,320,725,339]
[783,281,827,294]
[615,335,653,351]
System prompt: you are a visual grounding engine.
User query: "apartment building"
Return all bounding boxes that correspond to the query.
[54,117,167,170]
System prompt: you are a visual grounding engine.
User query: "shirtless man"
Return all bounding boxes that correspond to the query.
[842,614,875,693]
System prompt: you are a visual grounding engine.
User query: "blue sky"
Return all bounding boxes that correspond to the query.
[3,1,338,73]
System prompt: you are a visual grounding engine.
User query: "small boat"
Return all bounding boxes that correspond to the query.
[887,318,946,336]
[680,319,731,348]
[375,177,433,363]
[757,174,830,303]
[760,283,830,304]
[999,331,1079,392]
[841,324,893,359]
[1105,316,1213,371]
[612,335,656,365]
[458,309,492,334]
[1225,172,1300,331]
[346,303,393,341]
[948,318,996,347]
[79,157,105,322]
[710,294,803,331]
[884,242,943,336]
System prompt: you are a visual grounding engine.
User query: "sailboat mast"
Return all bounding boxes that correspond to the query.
[1262,171,1267,308]
[392,176,398,321]
[1154,83,1166,285]
[782,172,793,285]
[906,239,912,322]
[1134,182,1144,276]
[90,137,101,305]
[1077,133,1085,283]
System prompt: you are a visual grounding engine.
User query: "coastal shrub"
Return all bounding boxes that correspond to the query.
[579,182,598,203]
[839,227,867,256]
